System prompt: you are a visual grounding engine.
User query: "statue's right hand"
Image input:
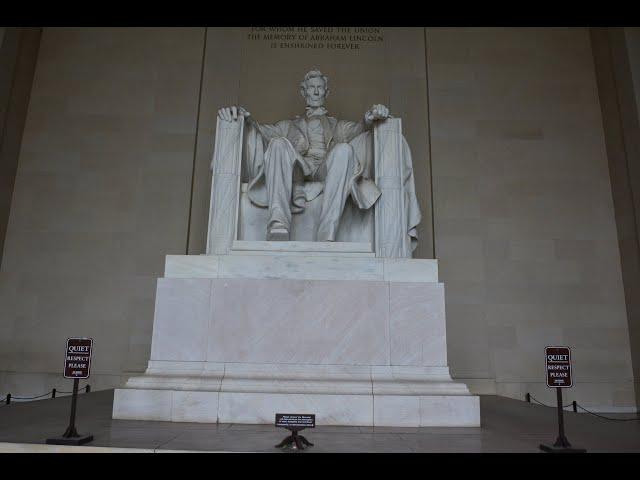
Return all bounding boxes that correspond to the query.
[218,106,251,122]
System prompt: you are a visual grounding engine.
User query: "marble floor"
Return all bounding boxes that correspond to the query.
[0,390,638,452]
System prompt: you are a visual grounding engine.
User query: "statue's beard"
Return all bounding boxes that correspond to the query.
[305,96,325,107]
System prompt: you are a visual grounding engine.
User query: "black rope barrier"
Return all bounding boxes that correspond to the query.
[1,385,91,405]
[527,393,575,410]
[575,403,640,422]
[526,392,639,421]
[11,391,57,400]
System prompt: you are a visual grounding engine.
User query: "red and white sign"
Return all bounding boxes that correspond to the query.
[64,338,93,379]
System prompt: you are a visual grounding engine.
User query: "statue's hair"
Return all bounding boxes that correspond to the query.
[300,69,329,95]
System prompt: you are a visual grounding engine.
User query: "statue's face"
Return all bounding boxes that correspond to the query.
[302,76,327,108]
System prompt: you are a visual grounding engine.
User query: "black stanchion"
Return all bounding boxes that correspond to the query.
[275,427,314,450]
[539,387,586,453]
[5,394,10,405]
[46,378,93,446]
[52,388,56,399]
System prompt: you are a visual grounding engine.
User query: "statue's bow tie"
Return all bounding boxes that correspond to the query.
[305,106,328,118]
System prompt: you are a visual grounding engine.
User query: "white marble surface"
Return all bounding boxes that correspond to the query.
[145,276,450,367]
[218,254,384,281]
[114,359,480,425]
[113,250,480,427]
[163,254,439,282]
[113,389,172,421]
[165,255,220,278]
[112,387,480,426]
[373,395,421,427]
[230,240,373,255]
[172,390,220,423]
[383,258,439,282]
[150,278,212,362]
[123,363,469,395]
[218,392,373,425]
[374,395,480,427]
[218,363,373,395]
[389,283,447,366]
[146,277,451,364]
[207,278,389,365]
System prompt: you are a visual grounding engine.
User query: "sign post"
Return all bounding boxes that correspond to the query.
[274,413,315,450]
[46,338,94,446]
[539,346,586,453]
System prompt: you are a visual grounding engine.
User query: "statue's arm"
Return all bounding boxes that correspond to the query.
[335,104,390,142]
[338,120,366,142]
[217,106,286,141]
[251,119,288,141]
[337,105,390,141]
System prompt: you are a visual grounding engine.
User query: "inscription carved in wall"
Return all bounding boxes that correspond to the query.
[247,27,384,50]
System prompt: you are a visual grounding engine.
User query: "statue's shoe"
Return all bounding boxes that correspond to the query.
[267,222,290,241]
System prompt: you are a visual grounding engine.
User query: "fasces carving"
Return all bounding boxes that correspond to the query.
[206,118,244,255]
[374,118,421,258]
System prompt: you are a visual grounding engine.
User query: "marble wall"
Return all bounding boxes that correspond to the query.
[0,27,636,412]
[621,28,640,408]
[0,28,205,396]
[427,27,636,410]
[0,28,41,270]
[591,27,640,408]
[625,28,640,118]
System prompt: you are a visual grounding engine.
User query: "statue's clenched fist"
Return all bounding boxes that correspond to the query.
[218,106,251,122]
[364,104,390,123]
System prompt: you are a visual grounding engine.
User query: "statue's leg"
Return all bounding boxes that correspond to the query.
[317,143,356,241]
[264,137,298,240]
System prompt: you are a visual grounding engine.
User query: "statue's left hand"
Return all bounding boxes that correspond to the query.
[365,104,390,123]
[218,106,251,122]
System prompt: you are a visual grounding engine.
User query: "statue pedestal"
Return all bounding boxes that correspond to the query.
[112,251,480,426]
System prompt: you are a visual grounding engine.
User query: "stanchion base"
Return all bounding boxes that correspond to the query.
[275,433,314,451]
[46,434,94,446]
[539,444,586,453]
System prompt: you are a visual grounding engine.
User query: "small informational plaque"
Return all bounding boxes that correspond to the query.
[64,337,93,379]
[275,413,316,429]
[545,346,572,388]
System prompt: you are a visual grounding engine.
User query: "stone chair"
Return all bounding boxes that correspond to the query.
[206,116,415,258]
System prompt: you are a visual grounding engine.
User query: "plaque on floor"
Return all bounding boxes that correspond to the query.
[275,413,315,450]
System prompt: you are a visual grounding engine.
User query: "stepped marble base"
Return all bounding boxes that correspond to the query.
[113,363,479,426]
[113,252,480,427]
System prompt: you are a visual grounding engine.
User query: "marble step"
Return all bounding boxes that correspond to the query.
[230,240,375,257]
[164,254,439,282]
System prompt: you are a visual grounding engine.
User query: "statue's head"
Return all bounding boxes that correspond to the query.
[300,69,329,108]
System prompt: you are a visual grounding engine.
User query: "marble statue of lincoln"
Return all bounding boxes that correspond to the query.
[218,69,390,241]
